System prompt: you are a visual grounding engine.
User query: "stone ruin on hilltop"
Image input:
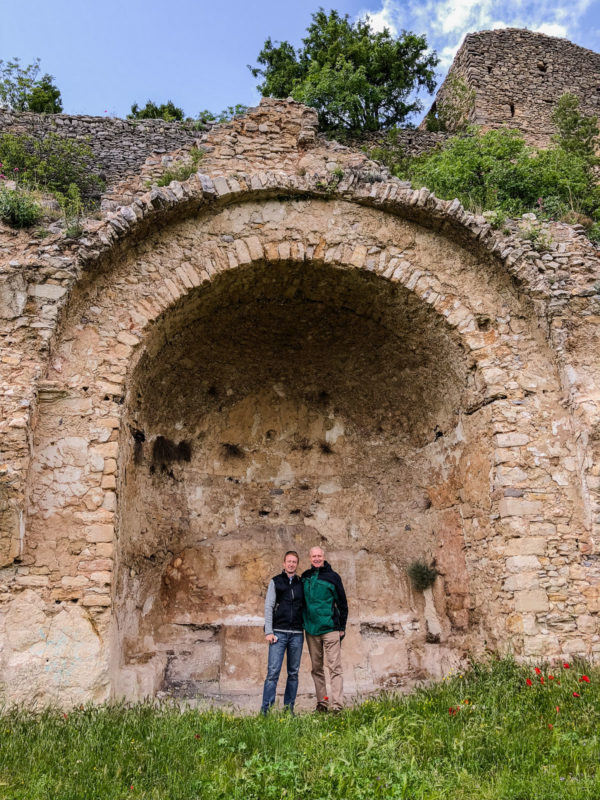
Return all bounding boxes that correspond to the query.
[1,29,600,708]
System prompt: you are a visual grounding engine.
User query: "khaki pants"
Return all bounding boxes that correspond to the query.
[305,631,344,710]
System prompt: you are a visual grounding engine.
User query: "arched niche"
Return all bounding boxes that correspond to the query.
[113,259,484,700]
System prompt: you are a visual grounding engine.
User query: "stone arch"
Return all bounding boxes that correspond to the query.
[11,183,584,706]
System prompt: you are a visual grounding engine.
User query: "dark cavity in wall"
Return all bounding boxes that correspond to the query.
[152,436,192,464]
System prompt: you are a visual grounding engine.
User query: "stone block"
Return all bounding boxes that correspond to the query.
[503,571,539,591]
[81,593,111,607]
[499,497,543,517]
[506,555,541,572]
[28,283,67,300]
[504,538,546,556]
[93,442,119,459]
[85,525,114,543]
[514,590,549,612]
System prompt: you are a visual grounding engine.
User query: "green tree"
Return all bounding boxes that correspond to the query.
[250,8,438,133]
[0,58,62,113]
[128,100,184,122]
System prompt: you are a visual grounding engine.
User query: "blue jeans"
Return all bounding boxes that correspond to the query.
[260,631,304,712]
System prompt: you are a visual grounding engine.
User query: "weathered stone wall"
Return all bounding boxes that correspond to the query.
[0,109,203,188]
[423,29,600,147]
[1,97,600,708]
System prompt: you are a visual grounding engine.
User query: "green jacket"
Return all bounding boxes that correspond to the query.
[302,561,348,636]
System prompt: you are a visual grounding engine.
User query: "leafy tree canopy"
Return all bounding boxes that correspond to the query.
[250,8,438,133]
[128,100,185,122]
[0,58,62,113]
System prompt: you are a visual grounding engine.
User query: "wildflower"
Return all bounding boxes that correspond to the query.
[556,706,560,713]
[526,678,533,686]
[535,667,541,675]
[548,675,554,680]
[548,723,553,729]
[579,675,590,683]
[13,167,18,172]
[573,692,580,698]
[194,734,201,739]
[540,676,545,684]
[563,662,570,669]
[63,713,68,719]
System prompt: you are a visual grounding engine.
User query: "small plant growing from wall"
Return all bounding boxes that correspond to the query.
[407,559,438,592]
[155,147,203,187]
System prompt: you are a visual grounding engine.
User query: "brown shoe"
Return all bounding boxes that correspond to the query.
[315,702,328,713]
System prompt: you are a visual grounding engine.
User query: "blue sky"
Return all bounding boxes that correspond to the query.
[2,0,599,119]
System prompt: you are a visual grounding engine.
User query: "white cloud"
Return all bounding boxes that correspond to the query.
[535,22,568,37]
[357,0,401,35]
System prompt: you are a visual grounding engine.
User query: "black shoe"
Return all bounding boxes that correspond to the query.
[315,702,328,713]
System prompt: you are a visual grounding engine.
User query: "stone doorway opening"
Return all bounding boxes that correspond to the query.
[113,259,480,702]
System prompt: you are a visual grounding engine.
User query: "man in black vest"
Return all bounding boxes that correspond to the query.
[260,550,304,714]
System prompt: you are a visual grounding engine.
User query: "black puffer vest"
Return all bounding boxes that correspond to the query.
[272,572,304,632]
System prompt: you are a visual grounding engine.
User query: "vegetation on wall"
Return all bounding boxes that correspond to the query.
[0,58,62,113]
[128,100,185,122]
[0,186,41,228]
[423,74,476,132]
[0,132,104,199]
[370,93,600,240]
[250,8,438,133]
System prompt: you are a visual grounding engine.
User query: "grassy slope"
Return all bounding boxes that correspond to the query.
[1,659,599,799]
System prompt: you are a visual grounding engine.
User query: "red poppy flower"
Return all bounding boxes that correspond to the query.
[548,675,554,680]
[526,678,533,686]
[194,733,201,739]
[548,723,553,729]
[535,667,541,675]
[540,677,545,684]
[556,706,560,713]
[579,675,590,683]
[573,692,580,698]
[563,662,570,669]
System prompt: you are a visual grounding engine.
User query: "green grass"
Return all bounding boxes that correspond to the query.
[1,658,599,799]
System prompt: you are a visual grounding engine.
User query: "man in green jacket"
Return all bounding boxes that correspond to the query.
[301,546,348,712]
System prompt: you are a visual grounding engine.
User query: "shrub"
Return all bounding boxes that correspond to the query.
[128,100,184,122]
[0,187,42,227]
[369,94,600,242]
[0,132,104,199]
[407,559,438,591]
[197,104,249,125]
[56,183,84,237]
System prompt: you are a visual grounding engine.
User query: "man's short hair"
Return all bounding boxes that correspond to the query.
[284,550,299,560]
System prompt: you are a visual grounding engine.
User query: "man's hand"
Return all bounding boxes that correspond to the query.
[266,634,277,644]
